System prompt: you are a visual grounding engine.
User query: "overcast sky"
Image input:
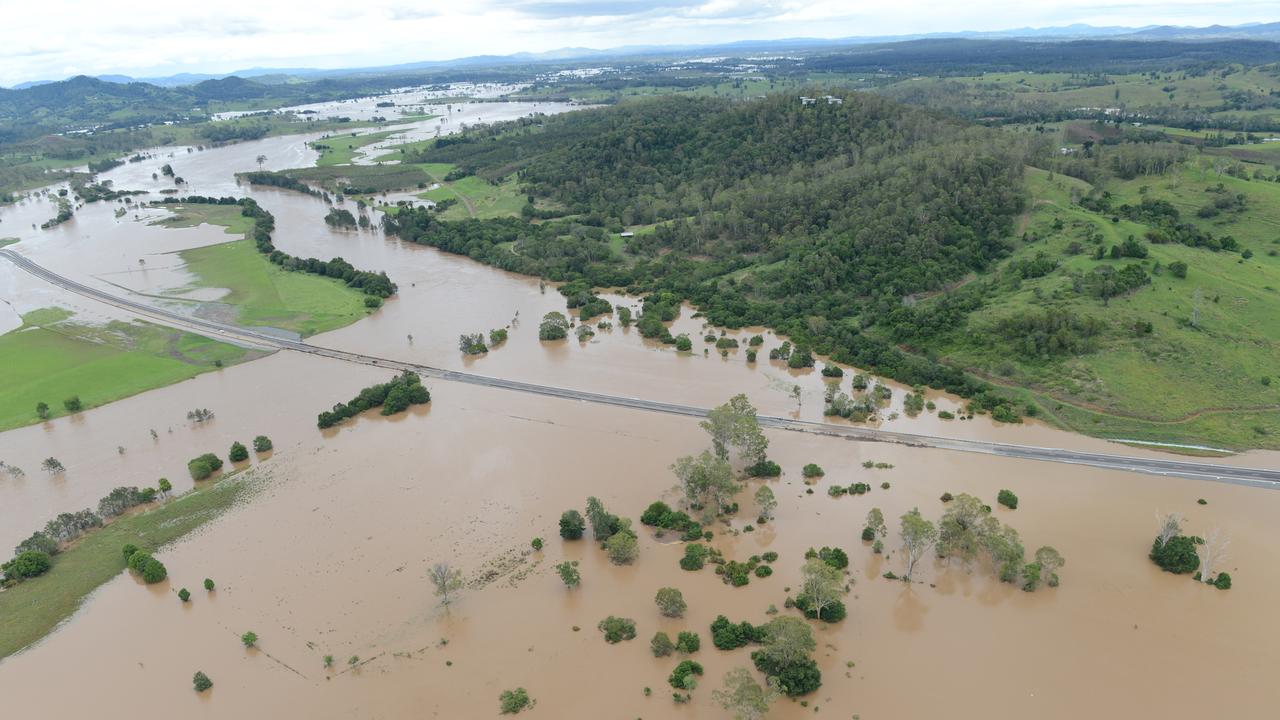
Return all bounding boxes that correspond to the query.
[2,0,1275,86]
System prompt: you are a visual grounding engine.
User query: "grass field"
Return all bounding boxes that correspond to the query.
[177,240,368,336]
[311,130,396,166]
[925,164,1280,449]
[0,308,252,431]
[157,203,372,336]
[419,171,527,220]
[0,472,254,660]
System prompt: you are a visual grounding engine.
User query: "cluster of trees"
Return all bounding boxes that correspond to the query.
[458,333,488,355]
[559,496,639,565]
[324,207,357,229]
[379,92,1033,417]
[188,452,224,480]
[316,371,430,428]
[1150,512,1232,589]
[889,494,1064,591]
[709,615,822,698]
[123,545,168,584]
[156,197,396,298]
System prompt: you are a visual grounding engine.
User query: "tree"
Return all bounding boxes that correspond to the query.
[539,311,569,340]
[700,394,768,464]
[606,531,639,564]
[865,507,886,539]
[754,485,777,522]
[980,518,1025,583]
[241,631,258,648]
[676,631,700,654]
[756,616,815,668]
[555,561,580,588]
[900,508,937,581]
[253,435,273,452]
[141,558,167,583]
[499,688,532,714]
[997,489,1018,509]
[651,631,676,657]
[799,557,845,621]
[5,551,52,579]
[1034,546,1065,587]
[1198,528,1229,584]
[41,457,65,475]
[35,401,49,420]
[801,463,824,478]
[668,660,704,691]
[204,578,215,591]
[671,451,738,521]
[713,667,779,720]
[585,497,618,541]
[63,396,82,413]
[1150,535,1199,574]
[655,587,687,617]
[458,332,488,354]
[228,441,249,462]
[158,478,172,497]
[430,562,463,604]
[192,671,213,692]
[1155,511,1183,549]
[178,588,191,602]
[559,509,586,539]
[937,493,988,566]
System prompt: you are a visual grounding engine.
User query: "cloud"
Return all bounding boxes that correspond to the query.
[0,0,1275,86]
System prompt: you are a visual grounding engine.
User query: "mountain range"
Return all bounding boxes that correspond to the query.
[10,21,1280,89]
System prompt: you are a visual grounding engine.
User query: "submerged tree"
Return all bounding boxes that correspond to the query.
[1198,528,1229,584]
[41,457,65,475]
[900,508,937,581]
[430,562,463,605]
[753,485,777,523]
[713,667,780,720]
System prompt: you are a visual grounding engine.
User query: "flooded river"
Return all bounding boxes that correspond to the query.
[1,96,1277,719]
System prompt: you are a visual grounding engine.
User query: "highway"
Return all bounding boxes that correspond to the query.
[4,247,1278,489]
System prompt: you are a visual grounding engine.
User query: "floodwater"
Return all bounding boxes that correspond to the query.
[1,94,1278,718]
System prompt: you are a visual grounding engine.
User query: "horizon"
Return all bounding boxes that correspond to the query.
[2,0,1277,88]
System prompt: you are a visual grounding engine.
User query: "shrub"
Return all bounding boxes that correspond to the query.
[940,492,954,502]
[861,526,875,542]
[745,460,781,477]
[6,550,52,579]
[651,631,675,657]
[815,546,848,569]
[178,588,191,602]
[598,616,637,643]
[555,561,580,588]
[187,453,223,480]
[192,671,213,692]
[127,550,152,573]
[122,543,139,561]
[821,364,844,377]
[241,631,258,648]
[751,653,822,697]
[827,485,847,497]
[641,501,673,526]
[674,335,693,351]
[680,543,710,571]
[795,594,847,623]
[710,615,764,650]
[228,441,249,463]
[141,558,168,584]
[761,551,779,563]
[1214,572,1232,590]
[530,537,543,551]
[997,489,1018,510]
[363,295,383,308]
[253,435,273,452]
[848,482,871,495]
[499,688,532,714]
[1150,536,1199,574]
[722,561,752,587]
[655,587,687,617]
[754,565,773,578]
[880,482,890,490]
[938,410,955,419]
[801,463,824,478]
[676,631,700,654]
[204,578,215,591]
[668,660,704,690]
[559,510,586,539]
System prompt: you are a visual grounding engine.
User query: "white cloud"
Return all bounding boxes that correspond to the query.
[0,0,1274,86]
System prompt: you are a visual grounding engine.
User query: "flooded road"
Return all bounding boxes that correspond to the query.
[1,93,1278,719]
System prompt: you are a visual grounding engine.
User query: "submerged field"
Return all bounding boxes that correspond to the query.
[0,307,254,431]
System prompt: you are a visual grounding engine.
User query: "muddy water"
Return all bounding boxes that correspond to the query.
[1,93,1278,718]
[1,379,1277,719]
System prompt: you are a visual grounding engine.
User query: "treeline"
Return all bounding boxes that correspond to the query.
[389,91,1032,417]
[240,171,324,198]
[155,196,396,297]
[317,371,430,428]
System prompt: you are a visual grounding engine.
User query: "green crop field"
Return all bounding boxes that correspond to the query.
[0,308,252,431]
[311,130,396,166]
[0,472,254,660]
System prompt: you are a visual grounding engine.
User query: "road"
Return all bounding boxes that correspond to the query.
[4,247,1278,489]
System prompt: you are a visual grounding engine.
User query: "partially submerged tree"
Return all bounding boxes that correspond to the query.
[900,508,937,581]
[937,493,988,566]
[700,394,768,464]
[430,562,463,605]
[41,457,65,475]
[1198,528,1229,584]
[585,497,619,541]
[753,485,777,523]
[672,451,738,521]
[655,587,687,618]
[799,557,845,621]
[556,561,580,588]
[1155,511,1183,549]
[713,667,779,720]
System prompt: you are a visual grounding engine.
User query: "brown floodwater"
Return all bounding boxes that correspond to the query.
[2,96,1278,719]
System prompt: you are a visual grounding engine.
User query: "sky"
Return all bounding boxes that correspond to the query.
[1,0,1276,86]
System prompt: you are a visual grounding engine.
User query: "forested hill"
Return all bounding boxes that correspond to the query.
[388,91,1031,413]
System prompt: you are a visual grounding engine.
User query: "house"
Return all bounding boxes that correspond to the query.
[800,96,816,105]
[619,231,634,238]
